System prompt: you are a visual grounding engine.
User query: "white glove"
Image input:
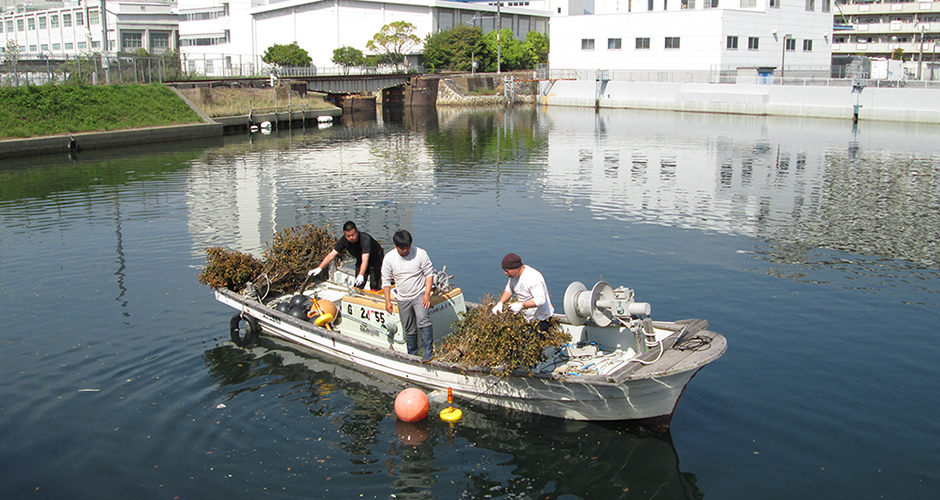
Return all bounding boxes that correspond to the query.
[491,302,504,314]
[509,302,524,313]
[355,274,365,287]
[308,268,322,277]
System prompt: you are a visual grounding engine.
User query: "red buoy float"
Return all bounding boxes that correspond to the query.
[394,388,430,422]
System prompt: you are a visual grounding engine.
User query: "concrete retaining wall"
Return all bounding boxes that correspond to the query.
[543,80,940,124]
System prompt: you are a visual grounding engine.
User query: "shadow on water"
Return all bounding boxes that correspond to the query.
[203,336,705,500]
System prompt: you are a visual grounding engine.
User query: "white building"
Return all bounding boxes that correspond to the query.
[548,0,833,79]
[0,0,178,61]
[178,0,551,76]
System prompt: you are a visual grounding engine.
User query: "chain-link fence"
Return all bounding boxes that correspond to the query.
[0,53,188,87]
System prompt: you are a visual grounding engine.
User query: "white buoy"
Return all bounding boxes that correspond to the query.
[260,121,272,129]
[317,115,333,123]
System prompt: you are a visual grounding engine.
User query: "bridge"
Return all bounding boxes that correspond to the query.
[291,73,415,94]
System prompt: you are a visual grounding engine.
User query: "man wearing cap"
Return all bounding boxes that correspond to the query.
[492,253,555,323]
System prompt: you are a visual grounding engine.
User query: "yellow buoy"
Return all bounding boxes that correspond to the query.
[439,387,462,422]
[440,406,462,421]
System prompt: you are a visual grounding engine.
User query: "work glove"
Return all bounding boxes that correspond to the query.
[355,275,365,287]
[491,302,504,314]
[308,268,322,277]
[510,302,524,313]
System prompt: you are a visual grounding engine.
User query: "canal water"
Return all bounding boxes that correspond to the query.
[1,106,938,500]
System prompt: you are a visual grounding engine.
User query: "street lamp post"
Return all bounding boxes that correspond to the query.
[780,34,792,80]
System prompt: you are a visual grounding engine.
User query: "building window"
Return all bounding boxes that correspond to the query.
[785,38,796,51]
[16,19,24,31]
[704,0,718,8]
[582,38,595,50]
[665,37,681,49]
[90,10,99,25]
[76,12,84,26]
[50,15,58,28]
[206,60,214,74]
[608,38,622,50]
[77,41,86,49]
[748,36,760,50]
[822,0,830,12]
[39,16,46,29]
[91,41,99,48]
[648,0,654,10]
[122,32,143,51]
[740,0,756,6]
[27,17,35,30]
[727,36,738,49]
[151,32,170,50]
[63,14,72,27]
[29,45,37,52]
[65,42,74,50]
[4,20,11,32]
[636,37,650,49]
[682,0,696,7]
[805,0,814,11]
[40,44,48,51]
[803,39,813,51]
[770,0,779,7]
[53,43,61,50]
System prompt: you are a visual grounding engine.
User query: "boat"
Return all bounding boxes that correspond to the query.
[214,265,726,427]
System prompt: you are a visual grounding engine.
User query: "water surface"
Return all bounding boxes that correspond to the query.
[1,106,938,499]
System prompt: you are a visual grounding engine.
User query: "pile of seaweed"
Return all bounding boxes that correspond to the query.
[438,296,571,376]
[197,224,336,293]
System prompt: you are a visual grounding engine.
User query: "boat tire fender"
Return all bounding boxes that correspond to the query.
[230,313,260,346]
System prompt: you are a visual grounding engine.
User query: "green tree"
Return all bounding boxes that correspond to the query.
[332,46,365,74]
[262,42,312,67]
[525,31,549,65]
[424,25,485,72]
[366,21,421,70]
[891,47,906,61]
[483,29,532,72]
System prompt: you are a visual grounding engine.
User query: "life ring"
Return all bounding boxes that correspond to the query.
[230,313,260,346]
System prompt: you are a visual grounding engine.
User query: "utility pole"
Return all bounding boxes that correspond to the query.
[496,0,501,74]
[101,0,110,84]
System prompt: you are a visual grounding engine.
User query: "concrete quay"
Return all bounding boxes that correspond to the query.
[542,80,940,124]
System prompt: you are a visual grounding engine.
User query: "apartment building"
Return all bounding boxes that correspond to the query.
[831,0,940,79]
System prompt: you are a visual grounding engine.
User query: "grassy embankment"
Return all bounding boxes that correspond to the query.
[177,87,336,118]
[0,84,203,140]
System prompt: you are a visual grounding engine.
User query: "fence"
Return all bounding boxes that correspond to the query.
[1,54,186,87]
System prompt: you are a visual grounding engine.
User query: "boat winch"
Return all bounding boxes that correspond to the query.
[563,281,651,327]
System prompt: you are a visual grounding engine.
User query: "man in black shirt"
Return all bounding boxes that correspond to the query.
[308,221,385,290]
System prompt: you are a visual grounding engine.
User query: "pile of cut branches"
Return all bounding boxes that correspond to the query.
[438,296,570,376]
[197,224,336,293]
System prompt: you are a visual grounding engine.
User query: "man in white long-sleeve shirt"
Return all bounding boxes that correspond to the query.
[492,253,554,326]
[382,229,435,361]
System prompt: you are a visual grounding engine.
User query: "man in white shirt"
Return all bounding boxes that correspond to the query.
[492,253,555,325]
[382,230,435,361]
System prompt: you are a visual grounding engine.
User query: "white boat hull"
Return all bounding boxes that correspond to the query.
[216,286,726,425]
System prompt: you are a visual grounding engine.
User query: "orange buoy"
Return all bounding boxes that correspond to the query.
[394,388,430,422]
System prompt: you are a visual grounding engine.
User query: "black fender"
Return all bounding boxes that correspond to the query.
[230,313,260,346]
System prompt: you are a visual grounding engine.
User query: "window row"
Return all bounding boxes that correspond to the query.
[0,11,96,33]
[584,37,682,50]
[726,36,814,51]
